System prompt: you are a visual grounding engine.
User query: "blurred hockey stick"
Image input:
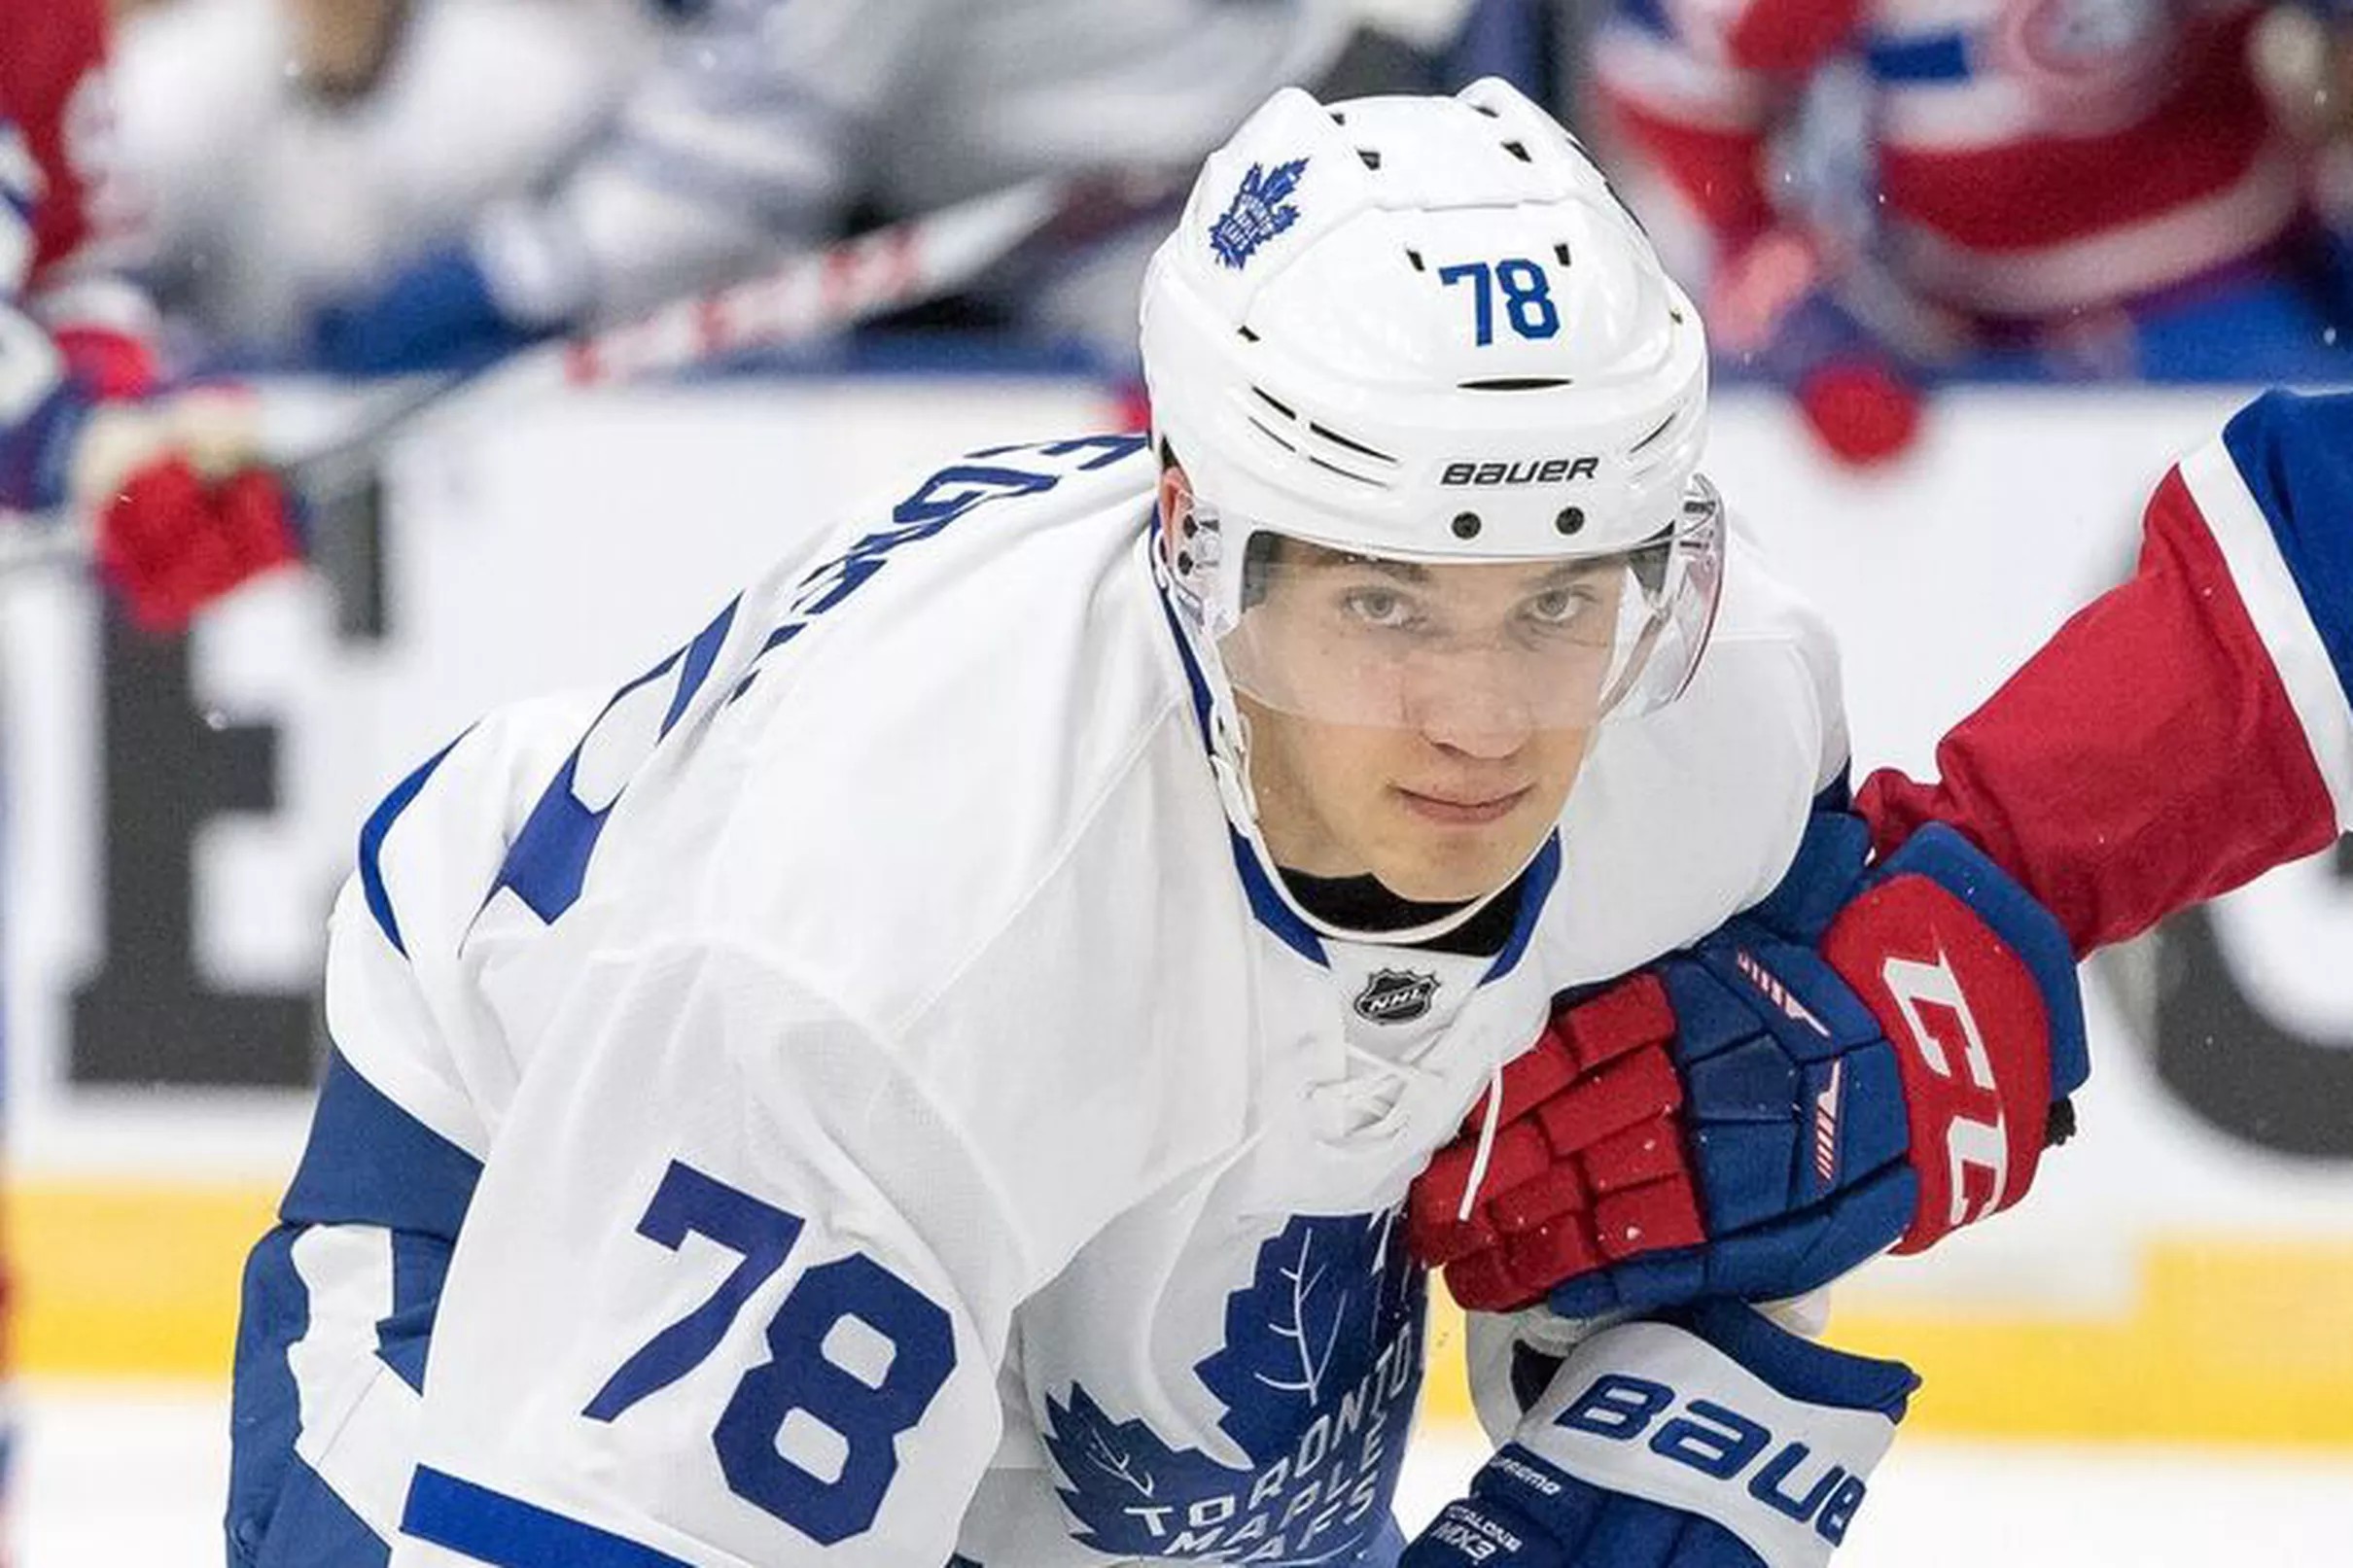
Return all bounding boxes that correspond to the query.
[0,168,1185,579]
[279,169,1182,505]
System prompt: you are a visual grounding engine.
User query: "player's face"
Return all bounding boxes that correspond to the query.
[1231,543,1617,901]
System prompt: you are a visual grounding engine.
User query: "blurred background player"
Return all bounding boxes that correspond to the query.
[1589,0,2353,467]
[257,0,1555,377]
[0,0,303,630]
[111,0,656,360]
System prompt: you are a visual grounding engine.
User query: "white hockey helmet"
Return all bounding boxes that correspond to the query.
[1141,77,1721,729]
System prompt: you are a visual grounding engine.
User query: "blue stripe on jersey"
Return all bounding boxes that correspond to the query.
[282,1050,482,1239]
[358,729,474,958]
[1481,832,1563,985]
[1231,826,1328,964]
[228,1225,308,1566]
[241,1456,393,1568]
[660,596,740,737]
[1864,32,1972,82]
[2221,390,2353,712]
[228,1226,398,1566]
[1159,578,1217,728]
[403,1468,695,1568]
[1155,577,1331,965]
[377,1230,454,1394]
[495,595,740,924]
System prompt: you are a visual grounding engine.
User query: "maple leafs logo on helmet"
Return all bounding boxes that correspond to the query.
[1208,157,1309,270]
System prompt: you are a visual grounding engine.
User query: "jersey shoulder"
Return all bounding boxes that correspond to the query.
[1543,529,1843,982]
[454,437,1244,1259]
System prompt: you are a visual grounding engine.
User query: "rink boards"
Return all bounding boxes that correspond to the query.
[9,375,2351,1446]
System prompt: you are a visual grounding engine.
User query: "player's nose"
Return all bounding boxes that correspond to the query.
[1404,652,1536,759]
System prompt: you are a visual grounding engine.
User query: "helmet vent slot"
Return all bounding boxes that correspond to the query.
[1405,249,1426,272]
[1358,149,1384,170]
[1458,377,1572,391]
[1252,387,1298,421]
[1247,416,1298,454]
[1553,242,1573,267]
[1502,140,1531,163]
[1237,325,1261,342]
[1630,412,1678,454]
[1472,102,1499,118]
[1307,422,1396,465]
[1310,454,1384,487]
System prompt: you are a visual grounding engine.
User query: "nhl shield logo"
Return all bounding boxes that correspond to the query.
[1209,157,1309,270]
[1355,969,1439,1025]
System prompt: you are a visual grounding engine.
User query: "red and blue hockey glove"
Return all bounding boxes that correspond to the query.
[1409,813,2090,1316]
[0,320,302,634]
[309,244,556,376]
[1402,1302,1915,1568]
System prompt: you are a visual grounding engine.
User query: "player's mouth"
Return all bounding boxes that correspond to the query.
[1393,785,1530,825]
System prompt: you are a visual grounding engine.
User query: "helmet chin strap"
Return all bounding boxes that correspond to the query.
[1153,535,1543,952]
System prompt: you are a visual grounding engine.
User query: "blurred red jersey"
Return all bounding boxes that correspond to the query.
[1596,0,2295,321]
[0,0,151,390]
[0,0,123,290]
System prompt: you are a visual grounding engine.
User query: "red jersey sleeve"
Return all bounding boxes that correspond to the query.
[1857,391,2353,956]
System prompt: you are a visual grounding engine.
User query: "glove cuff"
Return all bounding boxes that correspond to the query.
[1671,1300,1916,1419]
[1508,1309,1912,1568]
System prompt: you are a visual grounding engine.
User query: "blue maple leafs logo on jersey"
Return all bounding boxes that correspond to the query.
[1042,1208,1424,1563]
[1210,158,1310,270]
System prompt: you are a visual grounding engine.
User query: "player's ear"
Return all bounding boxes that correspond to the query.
[1155,461,1195,570]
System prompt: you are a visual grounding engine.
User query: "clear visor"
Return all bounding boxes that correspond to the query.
[1207,478,1724,734]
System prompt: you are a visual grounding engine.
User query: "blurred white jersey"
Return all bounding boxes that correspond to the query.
[113,0,651,348]
[240,436,1842,1567]
[475,0,1359,355]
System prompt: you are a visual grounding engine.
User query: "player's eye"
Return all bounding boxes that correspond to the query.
[1340,586,1421,630]
[1522,584,1598,630]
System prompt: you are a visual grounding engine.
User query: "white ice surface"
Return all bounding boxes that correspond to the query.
[22,1383,2353,1565]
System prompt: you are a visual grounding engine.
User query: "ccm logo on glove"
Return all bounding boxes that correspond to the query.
[1817,869,2060,1251]
[1409,817,2090,1317]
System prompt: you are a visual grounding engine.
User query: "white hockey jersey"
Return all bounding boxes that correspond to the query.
[229,435,1843,1568]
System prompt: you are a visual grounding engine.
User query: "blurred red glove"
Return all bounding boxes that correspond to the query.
[1796,356,1924,469]
[52,351,306,633]
[94,456,301,634]
[1713,226,1928,470]
[0,322,306,630]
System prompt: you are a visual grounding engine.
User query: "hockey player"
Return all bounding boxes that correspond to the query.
[296,0,1366,375]
[1592,0,2353,466]
[1,0,303,630]
[112,0,653,354]
[228,79,2349,1568]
